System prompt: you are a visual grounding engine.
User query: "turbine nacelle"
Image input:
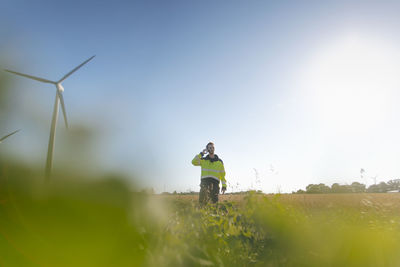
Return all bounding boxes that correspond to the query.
[56,83,65,92]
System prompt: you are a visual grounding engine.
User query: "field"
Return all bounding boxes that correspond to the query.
[2,165,400,266]
[174,192,400,212]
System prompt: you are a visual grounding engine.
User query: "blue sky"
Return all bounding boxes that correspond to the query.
[2,0,400,193]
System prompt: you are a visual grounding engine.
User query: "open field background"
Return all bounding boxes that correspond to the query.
[174,193,400,213]
[2,162,400,267]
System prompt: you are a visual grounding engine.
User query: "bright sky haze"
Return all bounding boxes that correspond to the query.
[2,0,400,193]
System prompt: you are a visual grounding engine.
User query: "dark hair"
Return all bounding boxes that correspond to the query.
[206,142,214,148]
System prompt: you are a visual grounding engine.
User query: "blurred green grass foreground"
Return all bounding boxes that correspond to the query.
[1,161,400,267]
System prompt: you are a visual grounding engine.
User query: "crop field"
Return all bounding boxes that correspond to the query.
[2,164,400,266]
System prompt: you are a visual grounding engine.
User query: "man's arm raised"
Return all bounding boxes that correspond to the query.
[191,149,207,166]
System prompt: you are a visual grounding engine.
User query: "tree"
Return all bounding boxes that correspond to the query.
[378,182,388,192]
[387,179,400,191]
[367,182,388,193]
[331,183,342,193]
[306,183,330,194]
[350,182,366,193]
[367,184,380,193]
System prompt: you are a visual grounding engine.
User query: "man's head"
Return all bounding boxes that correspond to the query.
[206,142,215,155]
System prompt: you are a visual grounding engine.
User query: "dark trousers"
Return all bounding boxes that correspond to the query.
[199,178,219,205]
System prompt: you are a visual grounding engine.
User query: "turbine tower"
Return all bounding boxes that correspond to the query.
[4,56,95,181]
[0,129,20,143]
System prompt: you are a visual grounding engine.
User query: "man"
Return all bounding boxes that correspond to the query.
[192,142,226,205]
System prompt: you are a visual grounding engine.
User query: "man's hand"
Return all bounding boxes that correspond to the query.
[202,148,208,154]
[221,187,226,194]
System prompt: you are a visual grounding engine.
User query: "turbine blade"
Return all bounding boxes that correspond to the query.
[58,55,95,83]
[0,129,20,142]
[57,91,69,129]
[4,69,55,84]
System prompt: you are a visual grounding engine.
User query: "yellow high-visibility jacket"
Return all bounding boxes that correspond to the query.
[192,153,226,188]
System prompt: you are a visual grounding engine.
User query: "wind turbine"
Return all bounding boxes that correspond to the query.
[4,56,95,181]
[0,129,20,143]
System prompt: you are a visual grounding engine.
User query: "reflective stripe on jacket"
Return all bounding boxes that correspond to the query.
[192,153,226,187]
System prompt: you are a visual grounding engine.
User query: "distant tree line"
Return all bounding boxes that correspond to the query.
[160,190,264,195]
[161,190,198,195]
[294,179,400,194]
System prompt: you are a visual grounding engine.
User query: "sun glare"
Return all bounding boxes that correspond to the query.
[301,35,400,134]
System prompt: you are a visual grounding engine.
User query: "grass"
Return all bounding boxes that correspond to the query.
[1,163,400,266]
